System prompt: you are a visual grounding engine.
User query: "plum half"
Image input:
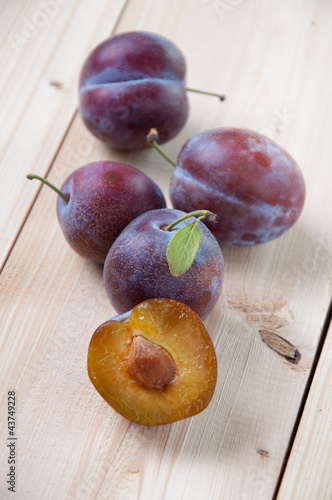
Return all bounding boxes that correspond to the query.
[87,298,218,425]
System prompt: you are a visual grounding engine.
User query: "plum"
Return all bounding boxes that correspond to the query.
[88,298,218,425]
[103,208,224,320]
[79,31,189,149]
[27,161,166,263]
[150,127,306,245]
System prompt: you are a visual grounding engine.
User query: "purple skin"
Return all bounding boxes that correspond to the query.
[57,161,166,263]
[79,31,189,150]
[103,208,224,320]
[169,128,306,246]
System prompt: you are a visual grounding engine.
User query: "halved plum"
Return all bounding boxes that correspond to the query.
[87,298,217,425]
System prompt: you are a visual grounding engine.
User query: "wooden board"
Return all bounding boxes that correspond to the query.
[0,0,127,270]
[1,0,332,498]
[278,321,332,500]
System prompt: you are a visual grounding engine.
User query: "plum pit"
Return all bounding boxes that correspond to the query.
[127,335,176,391]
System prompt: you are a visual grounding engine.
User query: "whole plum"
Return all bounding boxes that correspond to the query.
[79,31,189,150]
[103,208,224,320]
[28,161,166,263]
[168,128,306,245]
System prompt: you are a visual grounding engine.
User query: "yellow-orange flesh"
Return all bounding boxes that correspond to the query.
[87,298,217,425]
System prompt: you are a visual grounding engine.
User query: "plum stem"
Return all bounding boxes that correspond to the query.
[151,141,176,167]
[186,87,226,101]
[26,174,69,204]
[146,128,177,167]
[163,210,216,232]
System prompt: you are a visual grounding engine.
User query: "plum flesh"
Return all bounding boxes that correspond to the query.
[88,298,218,425]
[169,128,306,245]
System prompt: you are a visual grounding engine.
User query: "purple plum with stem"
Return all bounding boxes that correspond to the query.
[103,208,224,320]
[79,31,225,150]
[27,161,166,263]
[147,127,306,246]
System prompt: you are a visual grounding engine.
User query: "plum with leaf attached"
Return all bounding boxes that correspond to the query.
[103,208,224,320]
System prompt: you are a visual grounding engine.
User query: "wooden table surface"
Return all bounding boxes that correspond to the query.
[1,0,331,499]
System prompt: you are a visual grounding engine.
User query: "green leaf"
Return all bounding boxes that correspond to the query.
[166,222,201,277]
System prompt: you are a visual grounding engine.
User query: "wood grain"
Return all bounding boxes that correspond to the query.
[277,321,332,500]
[1,0,332,499]
[0,0,127,270]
